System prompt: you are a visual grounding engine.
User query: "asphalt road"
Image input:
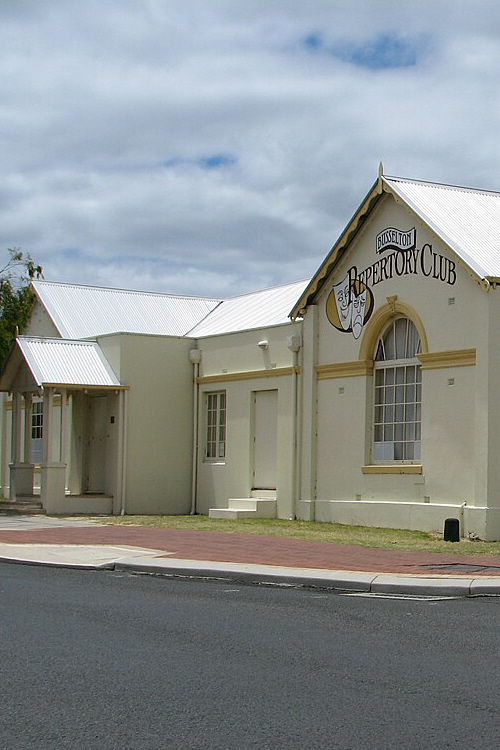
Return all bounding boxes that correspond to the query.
[1,564,500,750]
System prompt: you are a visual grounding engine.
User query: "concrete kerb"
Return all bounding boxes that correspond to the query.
[0,554,115,571]
[1,545,500,596]
[114,557,484,596]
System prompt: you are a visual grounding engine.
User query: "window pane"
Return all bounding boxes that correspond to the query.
[375,369,385,386]
[405,443,415,460]
[375,340,385,362]
[383,443,394,461]
[394,318,407,359]
[406,320,420,357]
[384,324,395,360]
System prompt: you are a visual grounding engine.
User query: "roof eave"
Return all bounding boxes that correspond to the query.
[0,339,41,392]
[39,382,128,390]
[290,177,384,319]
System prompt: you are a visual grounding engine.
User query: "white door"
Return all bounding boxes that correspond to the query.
[85,396,107,492]
[252,390,278,490]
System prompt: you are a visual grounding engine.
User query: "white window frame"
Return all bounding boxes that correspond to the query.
[372,318,421,463]
[31,399,43,464]
[205,391,226,461]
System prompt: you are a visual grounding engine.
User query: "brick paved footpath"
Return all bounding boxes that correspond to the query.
[0,524,500,576]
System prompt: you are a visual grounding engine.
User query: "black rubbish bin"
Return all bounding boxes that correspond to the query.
[444,517,460,542]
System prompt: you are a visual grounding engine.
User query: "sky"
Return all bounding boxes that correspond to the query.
[1,0,499,299]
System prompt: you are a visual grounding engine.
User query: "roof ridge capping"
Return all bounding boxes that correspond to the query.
[32,279,221,302]
[18,335,97,345]
[222,278,308,302]
[384,173,500,197]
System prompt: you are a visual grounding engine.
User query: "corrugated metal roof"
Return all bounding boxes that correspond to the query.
[17,337,120,387]
[188,280,307,337]
[384,176,500,280]
[32,280,221,339]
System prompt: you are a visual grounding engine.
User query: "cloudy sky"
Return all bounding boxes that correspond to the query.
[1,0,499,298]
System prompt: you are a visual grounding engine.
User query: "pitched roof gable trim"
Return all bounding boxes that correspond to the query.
[290,177,383,318]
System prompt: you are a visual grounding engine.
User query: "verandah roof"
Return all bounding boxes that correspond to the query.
[0,337,121,391]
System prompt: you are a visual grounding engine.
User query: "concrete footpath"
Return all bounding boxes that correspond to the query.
[1,516,500,597]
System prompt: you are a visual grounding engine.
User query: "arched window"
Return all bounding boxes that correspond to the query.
[373,317,421,462]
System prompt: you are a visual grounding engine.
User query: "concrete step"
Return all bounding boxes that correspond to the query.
[209,497,276,520]
[209,508,261,519]
[0,501,45,515]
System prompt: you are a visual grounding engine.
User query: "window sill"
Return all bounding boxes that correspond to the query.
[362,464,422,475]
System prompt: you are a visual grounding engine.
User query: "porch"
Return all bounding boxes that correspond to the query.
[0,337,127,515]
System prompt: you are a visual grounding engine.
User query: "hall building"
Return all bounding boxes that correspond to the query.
[2,166,500,539]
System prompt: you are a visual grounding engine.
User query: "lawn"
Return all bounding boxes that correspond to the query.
[95,514,500,556]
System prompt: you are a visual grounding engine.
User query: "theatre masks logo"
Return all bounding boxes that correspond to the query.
[326,273,374,340]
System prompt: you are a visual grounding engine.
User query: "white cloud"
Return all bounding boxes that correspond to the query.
[0,0,499,296]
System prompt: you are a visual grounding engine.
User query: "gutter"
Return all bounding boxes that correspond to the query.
[189,349,202,514]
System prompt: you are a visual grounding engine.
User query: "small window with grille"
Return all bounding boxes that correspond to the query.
[205,392,226,460]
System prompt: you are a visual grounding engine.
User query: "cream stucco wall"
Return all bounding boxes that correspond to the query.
[23,300,60,338]
[195,324,300,517]
[102,333,194,514]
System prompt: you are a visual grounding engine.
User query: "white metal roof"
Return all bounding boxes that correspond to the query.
[32,280,221,339]
[384,176,500,280]
[187,280,307,337]
[16,337,120,387]
[291,171,500,318]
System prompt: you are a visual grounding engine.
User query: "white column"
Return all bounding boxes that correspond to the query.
[42,388,54,464]
[40,387,66,514]
[23,392,32,465]
[10,391,35,499]
[10,391,22,465]
[59,389,68,464]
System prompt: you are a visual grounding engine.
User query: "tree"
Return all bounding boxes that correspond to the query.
[0,248,43,366]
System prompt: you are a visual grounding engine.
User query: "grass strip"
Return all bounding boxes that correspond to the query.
[94,515,500,556]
